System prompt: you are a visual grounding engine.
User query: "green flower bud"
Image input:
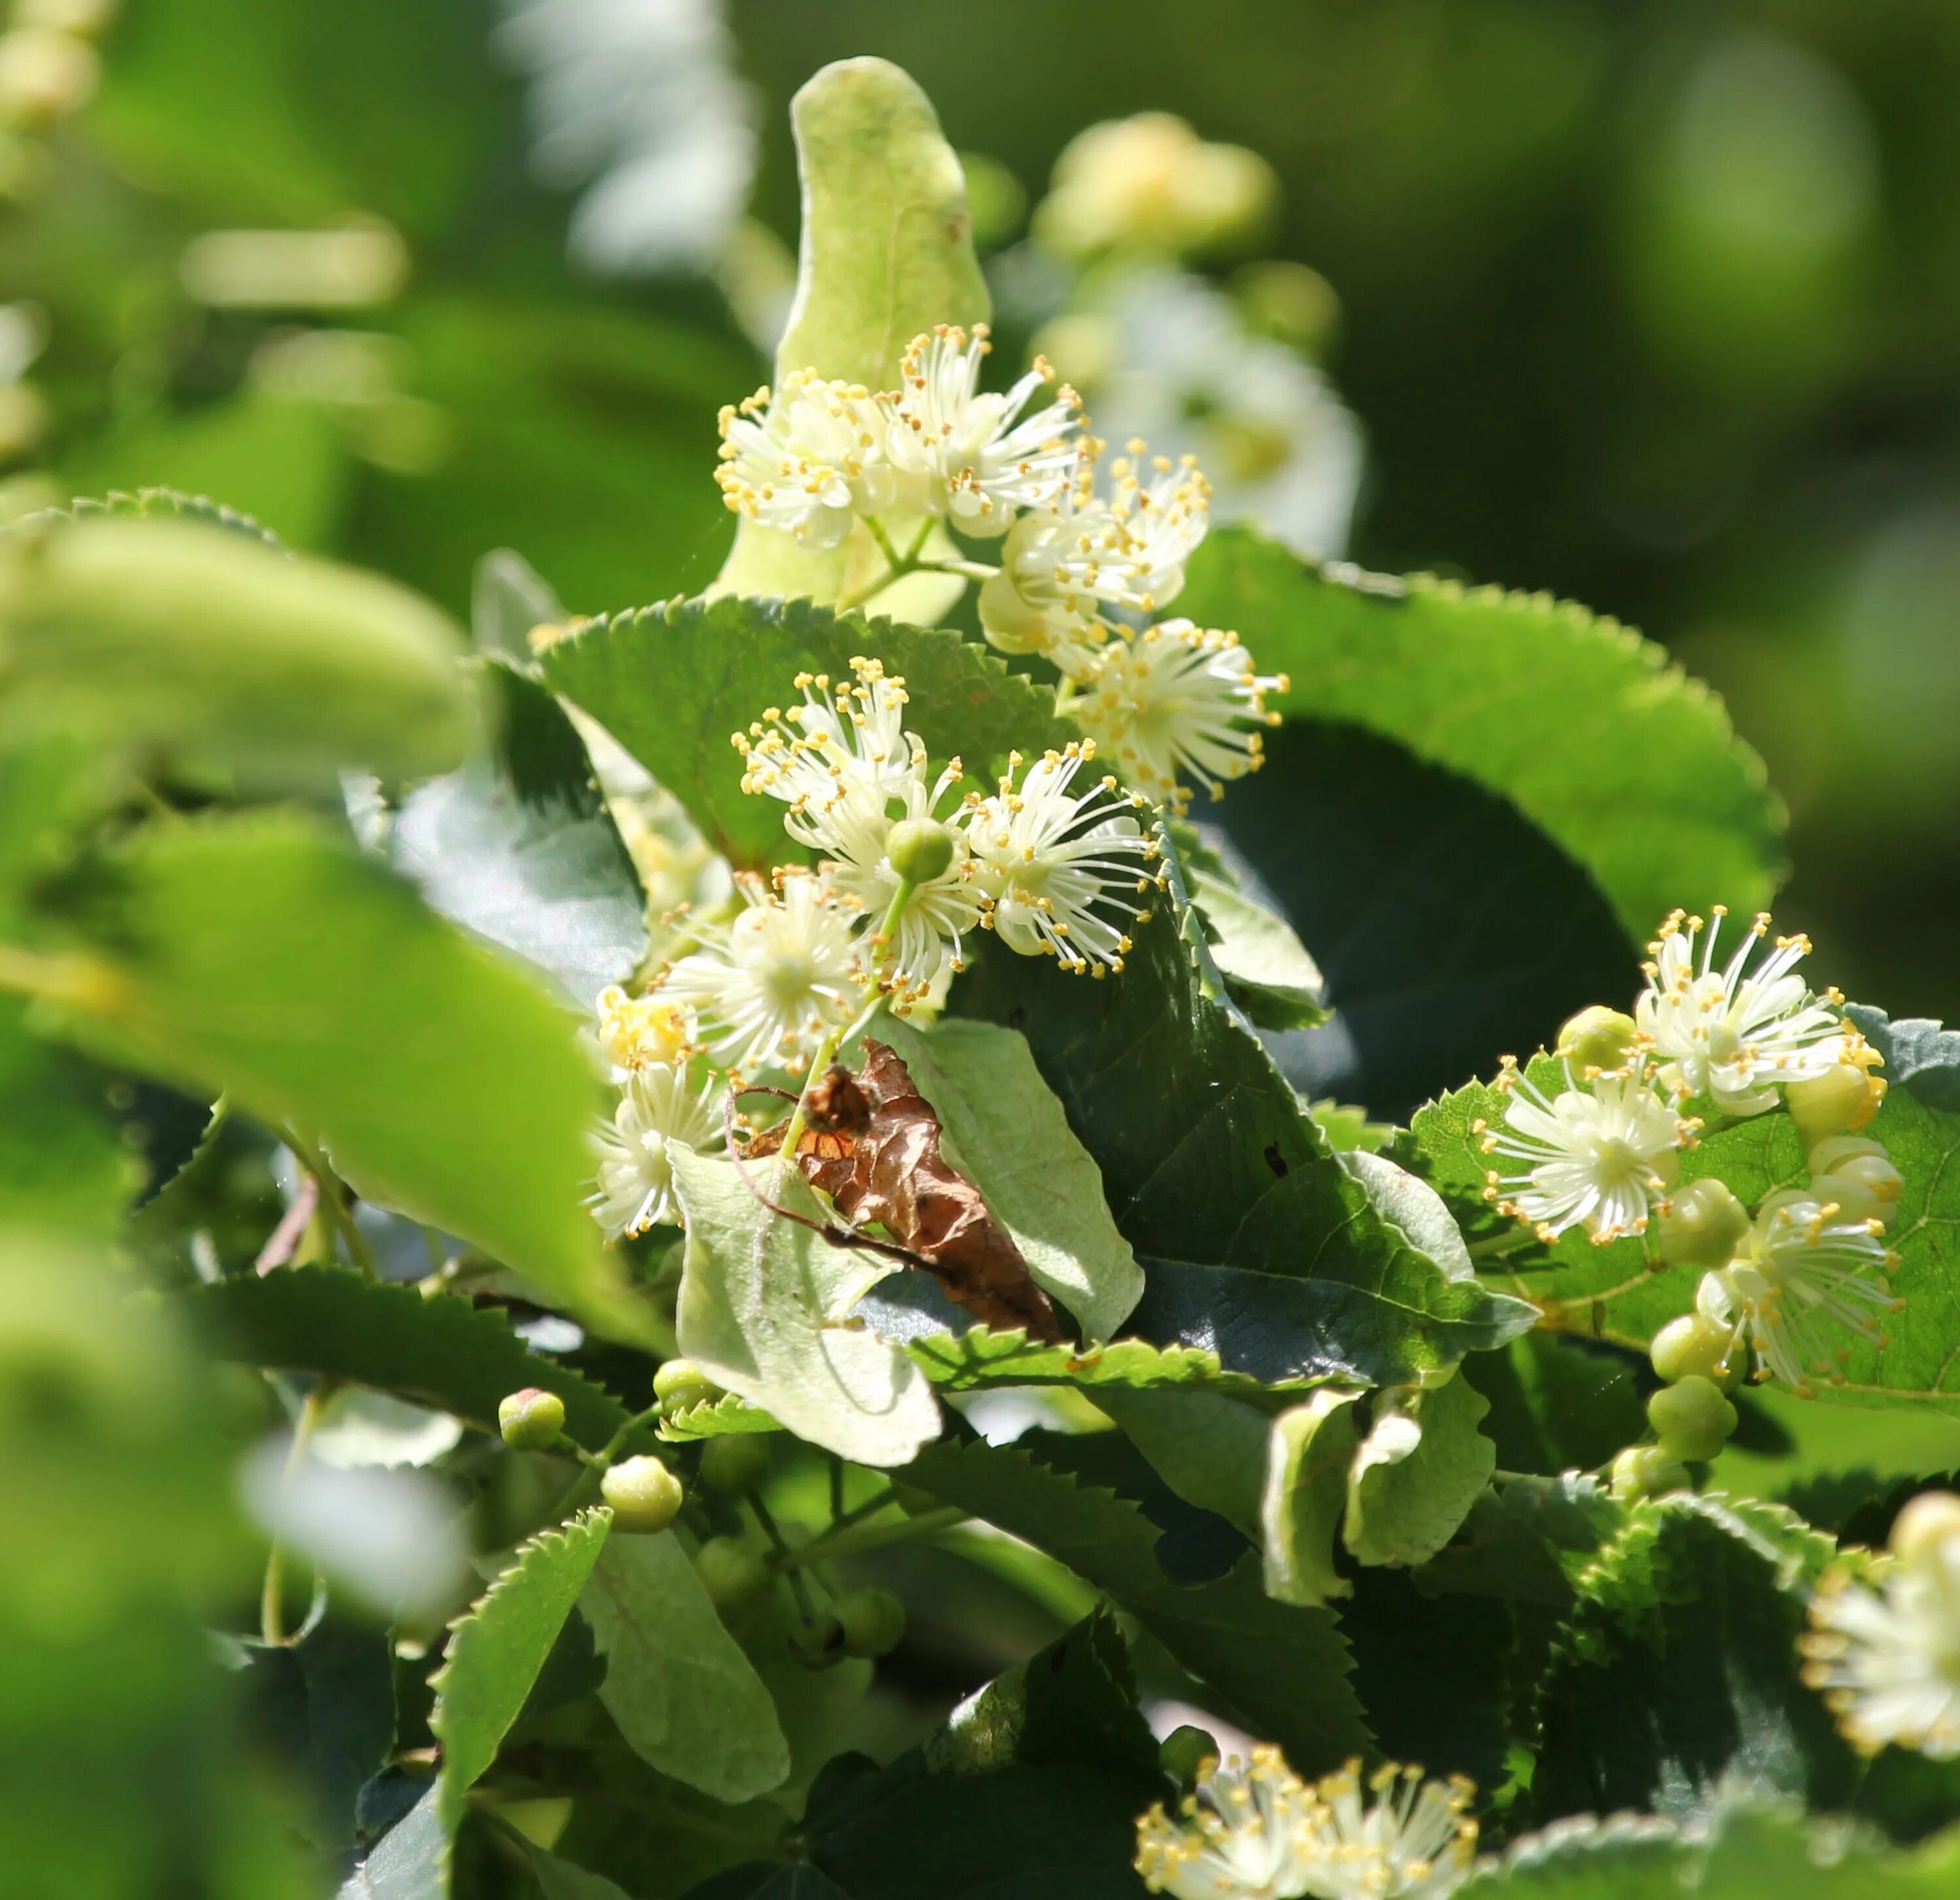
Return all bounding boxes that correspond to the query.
[1786,1064,1873,1147]
[1656,1178,1751,1270]
[653,1358,725,1416]
[1890,1491,1960,1566]
[1809,1153,1904,1229]
[1158,1724,1218,1792]
[1556,1005,1639,1077]
[885,817,956,885]
[697,1433,771,1496]
[601,1455,684,1534]
[1807,1134,1888,1176]
[694,1535,770,1612]
[1646,1375,1738,1464]
[790,1612,847,1669]
[832,1586,907,1660]
[1609,1443,1690,1501]
[1650,1313,1741,1392]
[497,1386,566,1452]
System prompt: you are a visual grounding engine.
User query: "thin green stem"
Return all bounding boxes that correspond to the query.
[277,1125,376,1278]
[546,1401,664,1521]
[781,1504,966,1569]
[750,1494,817,1619]
[0,940,122,1009]
[261,1379,336,1645]
[1468,1226,1541,1262]
[827,1483,897,1539]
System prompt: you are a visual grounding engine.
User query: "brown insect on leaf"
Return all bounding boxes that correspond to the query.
[749,1040,1066,1343]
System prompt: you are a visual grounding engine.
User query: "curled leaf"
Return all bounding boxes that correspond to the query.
[753,1040,1065,1343]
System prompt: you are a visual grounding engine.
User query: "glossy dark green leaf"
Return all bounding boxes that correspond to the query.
[1203,717,1639,1120]
[955,827,1534,1386]
[180,1266,635,1450]
[1177,527,1785,942]
[903,1428,1370,1773]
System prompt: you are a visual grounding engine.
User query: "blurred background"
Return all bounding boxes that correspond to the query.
[5,0,1955,1021]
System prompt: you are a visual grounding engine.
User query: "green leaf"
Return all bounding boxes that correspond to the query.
[879,1016,1143,1342]
[0,516,474,787]
[22,483,285,548]
[1177,527,1785,941]
[715,57,988,606]
[1175,823,1324,1032]
[898,1324,1313,1400]
[798,1613,1161,1900]
[1533,1492,1850,1825]
[336,1783,447,1900]
[0,1003,131,1238]
[657,1391,783,1443]
[431,1509,610,1828]
[523,1844,636,1900]
[1414,1471,1622,1608]
[237,1617,394,1851]
[1200,716,1641,1120]
[671,1147,942,1468]
[954,826,1535,1387]
[1344,1370,1496,1568]
[536,594,1076,873]
[1260,1389,1364,1607]
[180,1266,636,1451]
[904,1428,1370,1773]
[389,658,647,1009]
[44,811,651,1343]
[578,1531,791,1803]
[1095,1384,1271,1537]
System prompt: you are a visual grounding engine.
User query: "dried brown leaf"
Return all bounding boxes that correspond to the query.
[750,1041,1066,1343]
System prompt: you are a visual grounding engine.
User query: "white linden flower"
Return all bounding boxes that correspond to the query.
[595,984,693,1075]
[883,324,1085,534]
[1135,1746,1329,1900]
[1802,1509,1960,1759]
[1479,1061,1690,1244]
[1635,906,1850,1115]
[715,370,891,548]
[1076,619,1286,807]
[1697,1192,1902,1390]
[964,744,1160,975]
[736,660,981,992]
[1135,1751,1478,1900]
[587,1062,721,1238]
[656,870,860,1075]
[1295,1759,1478,1900]
[978,444,1213,674]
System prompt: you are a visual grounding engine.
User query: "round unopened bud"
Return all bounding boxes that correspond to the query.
[1787,1064,1874,1147]
[1610,1444,1690,1502]
[1646,1375,1738,1464]
[790,1612,847,1669]
[497,1387,566,1452]
[1810,1152,1904,1228]
[885,817,956,885]
[1158,1725,1218,1791]
[1650,1313,1741,1392]
[694,1535,770,1612]
[1656,1178,1751,1270]
[833,1586,907,1659]
[1889,1491,1960,1566]
[601,1455,684,1534]
[1808,1134,1887,1176]
[698,1433,771,1496]
[653,1358,725,1416]
[1556,1006,1639,1077]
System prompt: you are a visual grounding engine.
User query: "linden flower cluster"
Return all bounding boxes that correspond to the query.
[716,325,1286,811]
[581,657,1163,1238]
[1801,1491,1960,1762]
[1134,1747,1477,1900]
[1476,908,1906,1395]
